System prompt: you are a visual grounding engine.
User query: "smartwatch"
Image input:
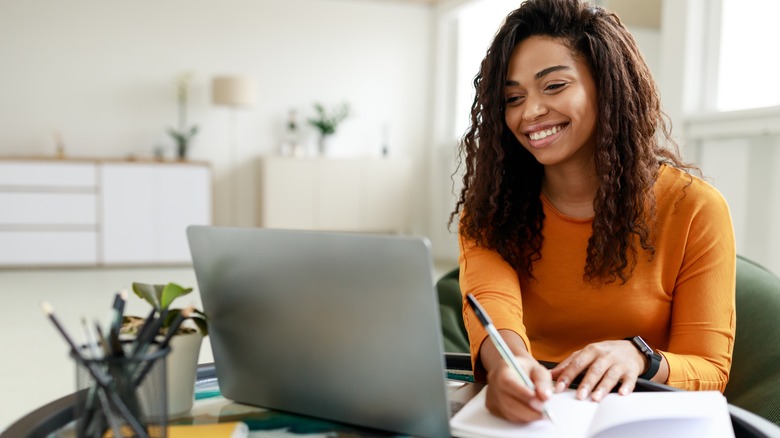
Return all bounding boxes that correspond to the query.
[625,336,662,380]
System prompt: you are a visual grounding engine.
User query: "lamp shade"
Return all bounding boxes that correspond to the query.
[211,76,256,107]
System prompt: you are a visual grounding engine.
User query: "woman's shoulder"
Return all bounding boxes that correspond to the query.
[655,164,729,214]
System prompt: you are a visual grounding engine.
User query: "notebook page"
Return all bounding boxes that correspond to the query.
[450,387,598,438]
[587,391,734,438]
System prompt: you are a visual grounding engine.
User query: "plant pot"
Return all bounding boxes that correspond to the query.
[166,331,203,417]
[176,139,189,161]
[318,134,334,157]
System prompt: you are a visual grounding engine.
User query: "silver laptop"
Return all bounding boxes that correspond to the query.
[187,226,452,438]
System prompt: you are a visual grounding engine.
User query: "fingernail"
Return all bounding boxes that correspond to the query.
[555,380,567,392]
[619,387,629,396]
[577,388,589,400]
[543,386,553,398]
[591,389,603,401]
[529,399,544,412]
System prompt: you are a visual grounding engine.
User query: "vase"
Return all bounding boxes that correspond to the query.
[166,331,203,417]
[176,139,189,161]
[318,134,334,157]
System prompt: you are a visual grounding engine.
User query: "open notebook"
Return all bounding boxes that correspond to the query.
[450,387,734,438]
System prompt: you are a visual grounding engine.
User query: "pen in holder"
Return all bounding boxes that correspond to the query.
[73,341,170,438]
[41,292,194,438]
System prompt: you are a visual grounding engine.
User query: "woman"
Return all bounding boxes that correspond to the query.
[451,0,736,424]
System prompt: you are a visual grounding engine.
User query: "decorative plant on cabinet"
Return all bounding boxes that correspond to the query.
[307,102,350,156]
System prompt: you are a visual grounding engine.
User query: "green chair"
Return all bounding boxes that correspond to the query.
[724,255,780,425]
[435,256,780,425]
[436,268,470,353]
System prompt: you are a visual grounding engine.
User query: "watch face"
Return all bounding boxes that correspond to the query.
[634,336,652,355]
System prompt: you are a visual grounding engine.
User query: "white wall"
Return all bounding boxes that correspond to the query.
[0,0,433,231]
[689,128,780,275]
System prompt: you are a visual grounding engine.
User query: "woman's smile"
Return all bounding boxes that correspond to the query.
[526,123,568,148]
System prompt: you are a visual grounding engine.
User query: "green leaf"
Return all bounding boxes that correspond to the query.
[160,282,193,310]
[163,308,181,329]
[191,316,208,336]
[131,281,208,336]
[306,101,350,135]
[132,282,164,310]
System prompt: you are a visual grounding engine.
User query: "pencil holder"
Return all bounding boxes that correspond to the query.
[73,343,170,438]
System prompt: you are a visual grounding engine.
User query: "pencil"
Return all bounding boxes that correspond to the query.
[108,290,128,357]
[133,306,194,386]
[81,318,124,438]
[40,301,147,436]
[465,294,555,423]
[131,308,159,356]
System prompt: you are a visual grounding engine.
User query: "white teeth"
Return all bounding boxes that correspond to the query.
[529,124,562,141]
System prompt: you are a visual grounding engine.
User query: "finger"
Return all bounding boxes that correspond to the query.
[485,392,545,423]
[549,355,574,377]
[617,374,637,396]
[529,364,554,401]
[574,354,616,400]
[490,364,538,401]
[549,360,571,392]
[590,365,627,401]
[486,367,546,423]
[554,351,595,393]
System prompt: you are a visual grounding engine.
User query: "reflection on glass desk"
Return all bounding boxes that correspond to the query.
[3,360,780,438]
[2,362,478,438]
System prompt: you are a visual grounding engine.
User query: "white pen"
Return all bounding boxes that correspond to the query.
[466,293,555,423]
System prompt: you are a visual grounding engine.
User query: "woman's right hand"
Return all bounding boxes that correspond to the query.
[479,330,553,423]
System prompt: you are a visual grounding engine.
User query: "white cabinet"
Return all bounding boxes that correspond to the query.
[0,160,98,266]
[0,158,212,267]
[257,156,412,233]
[100,162,212,265]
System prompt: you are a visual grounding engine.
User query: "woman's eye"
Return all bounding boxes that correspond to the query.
[545,83,566,92]
[505,95,523,106]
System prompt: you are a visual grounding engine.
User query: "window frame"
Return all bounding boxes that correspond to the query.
[683,0,780,144]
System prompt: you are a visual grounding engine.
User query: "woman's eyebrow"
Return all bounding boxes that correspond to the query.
[535,65,571,80]
[505,65,572,86]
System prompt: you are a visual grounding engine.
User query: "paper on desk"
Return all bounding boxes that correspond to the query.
[450,387,734,438]
[450,388,597,438]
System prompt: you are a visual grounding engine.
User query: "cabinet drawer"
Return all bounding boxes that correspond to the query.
[0,161,97,188]
[0,231,97,265]
[0,193,97,225]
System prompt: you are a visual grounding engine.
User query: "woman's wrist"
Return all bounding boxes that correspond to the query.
[479,329,531,373]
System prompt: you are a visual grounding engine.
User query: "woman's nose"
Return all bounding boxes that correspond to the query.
[522,94,548,121]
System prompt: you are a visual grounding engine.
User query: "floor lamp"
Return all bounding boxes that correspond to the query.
[212,76,256,226]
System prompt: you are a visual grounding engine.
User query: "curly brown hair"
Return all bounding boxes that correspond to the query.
[450,0,695,284]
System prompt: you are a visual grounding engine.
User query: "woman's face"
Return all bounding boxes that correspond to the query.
[503,36,598,170]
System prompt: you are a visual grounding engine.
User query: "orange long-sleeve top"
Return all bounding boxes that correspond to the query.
[460,165,736,391]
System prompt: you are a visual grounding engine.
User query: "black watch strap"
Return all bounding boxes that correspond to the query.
[625,336,662,380]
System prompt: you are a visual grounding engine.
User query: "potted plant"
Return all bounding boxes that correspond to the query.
[167,72,199,161]
[121,282,208,417]
[307,102,350,156]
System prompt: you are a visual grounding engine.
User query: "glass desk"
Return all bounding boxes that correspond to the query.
[4,358,780,438]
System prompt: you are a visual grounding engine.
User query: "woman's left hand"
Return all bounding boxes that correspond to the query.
[549,340,646,401]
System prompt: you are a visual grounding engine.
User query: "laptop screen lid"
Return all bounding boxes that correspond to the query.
[187,226,451,438]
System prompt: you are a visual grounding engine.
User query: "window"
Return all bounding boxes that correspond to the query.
[716,0,780,111]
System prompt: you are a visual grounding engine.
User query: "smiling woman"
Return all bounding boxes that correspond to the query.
[450,0,736,425]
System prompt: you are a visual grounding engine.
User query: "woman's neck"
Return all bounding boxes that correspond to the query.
[542,163,599,219]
